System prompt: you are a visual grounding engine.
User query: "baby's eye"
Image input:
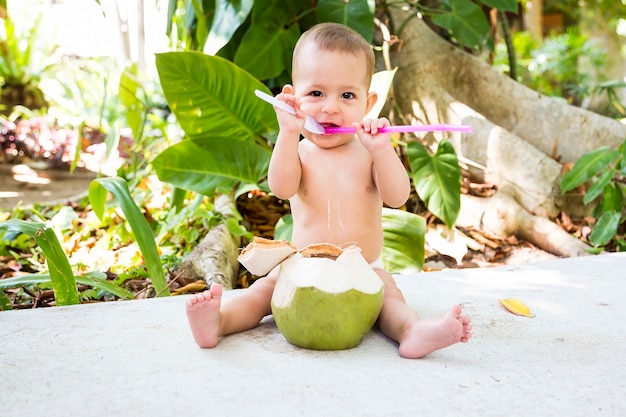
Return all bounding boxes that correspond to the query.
[309,91,323,97]
[341,92,355,99]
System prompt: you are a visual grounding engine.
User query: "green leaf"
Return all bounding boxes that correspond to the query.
[408,140,461,229]
[0,289,12,310]
[0,219,45,236]
[190,0,209,50]
[152,137,271,195]
[156,52,276,141]
[0,219,79,306]
[589,211,621,247]
[226,218,253,240]
[602,183,623,213]
[234,1,301,80]
[76,273,135,299]
[274,214,293,241]
[618,139,626,176]
[560,147,620,193]
[583,168,614,205]
[119,64,145,142]
[382,208,426,273]
[205,0,254,55]
[33,227,80,306]
[482,0,518,13]
[317,0,375,42]
[0,273,134,300]
[89,178,170,297]
[431,0,491,50]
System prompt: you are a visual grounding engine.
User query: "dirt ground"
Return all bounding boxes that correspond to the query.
[0,163,97,209]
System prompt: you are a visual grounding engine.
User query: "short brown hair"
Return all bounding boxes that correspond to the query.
[292,23,375,86]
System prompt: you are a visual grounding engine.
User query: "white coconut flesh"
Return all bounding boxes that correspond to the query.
[238,237,298,277]
[272,247,383,308]
[271,246,384,350]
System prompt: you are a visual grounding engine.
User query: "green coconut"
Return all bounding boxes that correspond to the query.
[271,246,384,350]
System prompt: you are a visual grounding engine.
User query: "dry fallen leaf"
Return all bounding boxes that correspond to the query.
[499,298,536,318]
[171,280,207,296]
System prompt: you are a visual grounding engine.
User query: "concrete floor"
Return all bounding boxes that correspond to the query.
[1,252,625,417]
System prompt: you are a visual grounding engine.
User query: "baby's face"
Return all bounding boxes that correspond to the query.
[293,42,374,147]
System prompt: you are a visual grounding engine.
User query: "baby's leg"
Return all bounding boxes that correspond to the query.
[185,269,278,348]
[375,269,472,359]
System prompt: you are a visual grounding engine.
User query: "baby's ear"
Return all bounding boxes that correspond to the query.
[282,84,295,95]
[365,91,378,113]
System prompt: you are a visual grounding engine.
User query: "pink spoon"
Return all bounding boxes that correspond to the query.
[323,124,472,135]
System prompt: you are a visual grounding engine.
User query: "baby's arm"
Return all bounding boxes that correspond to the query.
[267,88,304,199]
[354,118,411,208]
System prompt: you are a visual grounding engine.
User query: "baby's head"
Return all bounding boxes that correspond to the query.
[292,23,375,90]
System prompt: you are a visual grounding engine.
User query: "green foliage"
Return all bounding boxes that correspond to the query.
[154,52,273,195]
[495,29,607,107]
[0,272,134,302]
[0,9,54,112]
[89,177,170,297]
[156,52,275,141]
[274,214,293,241]
[156,0,510,273]
[0,219,79,306]
[430,0,492,50]
[407,140,462,229]
[382,208,426,273]
[0,288,11,310]
[560,140,626,249]
[402,0,517,51]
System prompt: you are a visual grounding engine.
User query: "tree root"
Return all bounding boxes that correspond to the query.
[457,188,591,257]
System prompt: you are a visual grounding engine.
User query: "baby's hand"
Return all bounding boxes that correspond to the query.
[274,89,305,136]
[354,118,392,152]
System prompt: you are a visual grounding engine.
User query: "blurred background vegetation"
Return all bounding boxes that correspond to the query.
[0,0,625,309]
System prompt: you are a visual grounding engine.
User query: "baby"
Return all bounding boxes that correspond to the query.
[186,22,472,358]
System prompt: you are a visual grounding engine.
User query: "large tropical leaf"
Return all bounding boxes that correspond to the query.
[233,0,301,80]
[431,0,491,50]
[317,0,375,42]
[204,0,254,55]
[382,208,426,273]
[156,51,276,141]
[482,0,518,13]
[152,137,271,195]
[408,140,461,229]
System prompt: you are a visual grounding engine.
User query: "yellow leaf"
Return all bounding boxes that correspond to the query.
[171,280,207,296]
[499,298,535,318]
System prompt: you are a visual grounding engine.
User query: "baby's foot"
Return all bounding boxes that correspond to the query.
[186,283,223,348]
[398,305,472,359]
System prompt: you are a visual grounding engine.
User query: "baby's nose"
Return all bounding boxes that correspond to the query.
[322,98,340,114]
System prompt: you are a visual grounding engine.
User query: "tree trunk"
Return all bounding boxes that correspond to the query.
[387,7,626,164]
[386,8,626,256]
[522,0,543,41]
[175,195,241,289]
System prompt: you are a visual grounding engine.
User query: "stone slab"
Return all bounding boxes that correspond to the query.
[1,253,625,416]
